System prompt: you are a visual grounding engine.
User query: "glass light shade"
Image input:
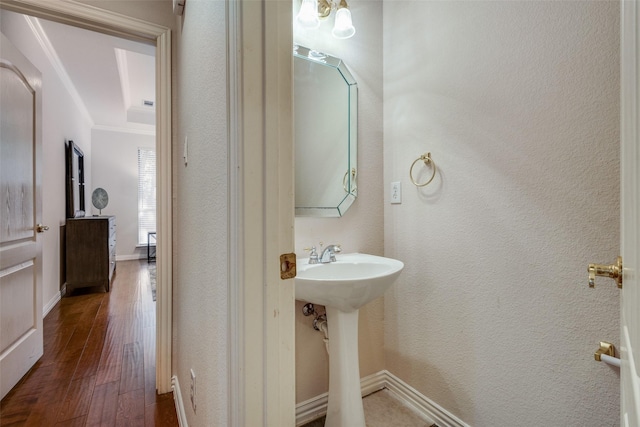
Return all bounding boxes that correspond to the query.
[332,8,355,39]
[296,0,320,29]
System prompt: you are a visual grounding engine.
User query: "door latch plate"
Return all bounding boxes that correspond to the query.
[280,253,297,280]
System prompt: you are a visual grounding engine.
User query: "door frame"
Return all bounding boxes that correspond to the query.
[620,0,640,424]
[0,0,174,394]
[228,1,295,424]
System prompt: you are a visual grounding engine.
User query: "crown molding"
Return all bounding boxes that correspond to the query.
[24,15,94,126]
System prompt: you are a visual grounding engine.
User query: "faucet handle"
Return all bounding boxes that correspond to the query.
[304,246,319,264]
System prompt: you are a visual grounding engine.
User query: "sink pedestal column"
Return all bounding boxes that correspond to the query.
[325,307,365,427]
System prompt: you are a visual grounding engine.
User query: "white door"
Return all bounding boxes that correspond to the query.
[0,32,44,400]
[621,0,640,425]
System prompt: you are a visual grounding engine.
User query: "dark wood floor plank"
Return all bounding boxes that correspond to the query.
[85,380,119,427]
[120,341,145,394]
[95,315,126,386]
[22,401,60,426]
[56,415,87,426]
[56,375,96,422]
[73,309,109,380]
[143,326,156,371]
[116,388,145,427]
[0,260,177,427]
[145,396,179,427]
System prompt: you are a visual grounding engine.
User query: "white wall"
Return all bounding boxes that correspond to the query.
[91,128,155,260]
[293,0,385,402]
[383,2,620,425]
[1,10,93,314]
[175,0,228,424]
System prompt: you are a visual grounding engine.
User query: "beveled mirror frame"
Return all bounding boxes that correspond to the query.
[294,45,357,217]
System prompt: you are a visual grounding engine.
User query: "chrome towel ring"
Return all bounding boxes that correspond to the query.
[409,152,437,187]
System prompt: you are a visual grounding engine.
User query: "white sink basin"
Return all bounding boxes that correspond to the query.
[296,253,404,312]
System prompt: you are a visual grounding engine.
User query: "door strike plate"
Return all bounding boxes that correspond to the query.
[280,253,297,280]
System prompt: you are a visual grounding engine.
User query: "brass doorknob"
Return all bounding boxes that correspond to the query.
[588,256,622,289]
[36,224,49,233]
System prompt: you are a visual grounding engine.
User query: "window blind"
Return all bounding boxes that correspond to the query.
[138,147,156,245]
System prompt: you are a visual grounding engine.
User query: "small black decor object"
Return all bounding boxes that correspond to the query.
[91,187,109,215]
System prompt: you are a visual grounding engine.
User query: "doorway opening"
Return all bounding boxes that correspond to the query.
[0,2,172,396]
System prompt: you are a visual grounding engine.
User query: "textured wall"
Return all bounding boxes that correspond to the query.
[174,0,229,424]
[293,0,385,403]
[1,10,93,312]
[91,128,155,259]
[383,2,620,425]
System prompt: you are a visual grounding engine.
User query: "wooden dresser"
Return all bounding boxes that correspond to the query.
[66,216,116,292]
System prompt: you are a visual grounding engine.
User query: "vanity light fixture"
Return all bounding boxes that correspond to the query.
[297,0,321,29]
[331,0,356,39]
[296,0,356,39]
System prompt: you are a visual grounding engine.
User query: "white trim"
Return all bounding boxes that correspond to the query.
[295,370,470,427]
[226,0,242,424]
[295,393,328,427]
[154,27,173,395]
[0,0,169,42]
[23,15,94,125]
[295,371,385,426]
[228,1,294,425]
[42,291,61,318]
[172,375,188,427]
[361,370,388,396]
[92,124,155,136]
[384,371,470,427]
[263,1,295,425]
[0,0,174,395]
[115,254,146,261]
[113,47,131,108]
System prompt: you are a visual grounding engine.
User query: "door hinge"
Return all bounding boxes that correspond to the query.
[280,253,296,280]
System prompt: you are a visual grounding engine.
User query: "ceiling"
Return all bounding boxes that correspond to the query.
[12,11,157,134]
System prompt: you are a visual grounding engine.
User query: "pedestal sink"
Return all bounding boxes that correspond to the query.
[296,253,404,427]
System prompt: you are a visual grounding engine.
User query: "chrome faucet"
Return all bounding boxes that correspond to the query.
[319,244,341,263]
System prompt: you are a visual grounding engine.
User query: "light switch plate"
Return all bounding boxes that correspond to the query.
[391,181,402,204]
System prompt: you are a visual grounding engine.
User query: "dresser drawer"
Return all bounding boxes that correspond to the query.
[66,216,116,292]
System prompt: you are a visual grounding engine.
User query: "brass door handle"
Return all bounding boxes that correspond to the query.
[36,224,49,233]
[588,256,622,289]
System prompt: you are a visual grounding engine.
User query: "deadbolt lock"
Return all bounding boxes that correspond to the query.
[588,256,622,289]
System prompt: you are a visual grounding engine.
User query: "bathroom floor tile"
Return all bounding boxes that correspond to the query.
[300,388,436,427]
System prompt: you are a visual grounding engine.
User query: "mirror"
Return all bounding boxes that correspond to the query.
[294,45,357,217]
[65,140,85,218]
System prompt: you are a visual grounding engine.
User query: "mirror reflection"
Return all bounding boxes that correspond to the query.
[294,45,357,217]
[65,140,85,218]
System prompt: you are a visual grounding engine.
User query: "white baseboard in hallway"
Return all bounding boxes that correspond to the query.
[43,292,61,318]
[296,370,469,427]
[172,375,188,427]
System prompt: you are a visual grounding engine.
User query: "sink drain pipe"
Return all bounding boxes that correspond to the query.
[303,303,330,355]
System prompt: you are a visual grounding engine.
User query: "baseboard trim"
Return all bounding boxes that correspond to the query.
[43,291,61,318]
[115,254,146,261]
[295,371,386,426]
[295,370,469,427]
[384,371,469,427]
[172,375,188,427]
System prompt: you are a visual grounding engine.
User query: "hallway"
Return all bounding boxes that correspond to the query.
[0,260,177,426]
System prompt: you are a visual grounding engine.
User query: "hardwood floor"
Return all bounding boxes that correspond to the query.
[0,260,178,426]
